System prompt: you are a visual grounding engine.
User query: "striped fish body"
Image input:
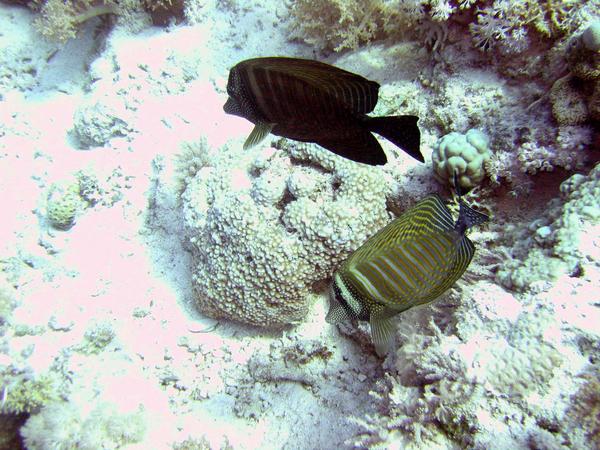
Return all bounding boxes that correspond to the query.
[223,57,423,165]
[226,57,379,125]
[327,194,486,356]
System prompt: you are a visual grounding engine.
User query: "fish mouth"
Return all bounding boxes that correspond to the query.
[223,97,240,116]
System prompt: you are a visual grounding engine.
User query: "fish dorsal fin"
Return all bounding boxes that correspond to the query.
[243,122,275,150]
[243,57,380,114]
[407,195,455,234]
[346,195,453,266]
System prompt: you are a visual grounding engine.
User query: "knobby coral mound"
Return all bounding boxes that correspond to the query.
[45,178,86,230]
[432,129,491,190]
[179,141,392,327]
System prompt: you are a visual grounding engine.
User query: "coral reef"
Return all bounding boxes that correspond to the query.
[564,20,600,122]
[288,0,394,52]
[67,23,205,151]
[565,367,600,447]
[0,4,56,92]
[16,351,176,449]
[566,20,600,81]
[21,399,148,449]
[75,164,131,207]
[348,268,597,449]
[31,0,183,42]
[0,277,18,329]
[72,95,135,148]
[289,0,599,59]
[0,370,60,415]
[549,75,590,126]
[180,141,393,327]
[77,320,116,354]
[340,168,599,450]
[496,163,600,292]
[1,0,599,448]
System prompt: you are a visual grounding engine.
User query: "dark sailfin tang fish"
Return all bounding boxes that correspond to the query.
[327,185,488,356]
[223,57,423,165]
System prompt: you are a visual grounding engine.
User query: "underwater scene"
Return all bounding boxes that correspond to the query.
[0,0,599,449]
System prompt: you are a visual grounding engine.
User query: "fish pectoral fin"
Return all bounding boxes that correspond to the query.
[369,307,397,357]
[243,122,275,150]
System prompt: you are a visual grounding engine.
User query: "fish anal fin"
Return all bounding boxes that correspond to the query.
[369,306,397,357]
[243,122,275,150]
[316,130,387,166]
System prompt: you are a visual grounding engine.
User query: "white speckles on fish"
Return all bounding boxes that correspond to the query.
[223,57,423,166]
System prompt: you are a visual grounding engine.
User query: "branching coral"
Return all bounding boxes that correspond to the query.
[348,323,484,448]
[288,0,472,52]
[32,0,122,42]
[0,368,60,415]
[288,0,393,52]
[346,276,590,449]
[31,0,182,42]
[470,1,572,54]
[289,0,598,62]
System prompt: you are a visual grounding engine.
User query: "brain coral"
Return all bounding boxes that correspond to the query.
[180,142,392,327]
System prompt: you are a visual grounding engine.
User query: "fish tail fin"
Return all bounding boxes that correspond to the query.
[365,115,423,163]
[452,169,489,234]
[456,200,489,235]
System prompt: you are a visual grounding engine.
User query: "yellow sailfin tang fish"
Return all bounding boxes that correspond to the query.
[327,191,488,356]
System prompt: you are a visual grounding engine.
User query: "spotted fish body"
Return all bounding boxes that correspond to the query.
[327,194,488,356]
[223,57,423,166]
